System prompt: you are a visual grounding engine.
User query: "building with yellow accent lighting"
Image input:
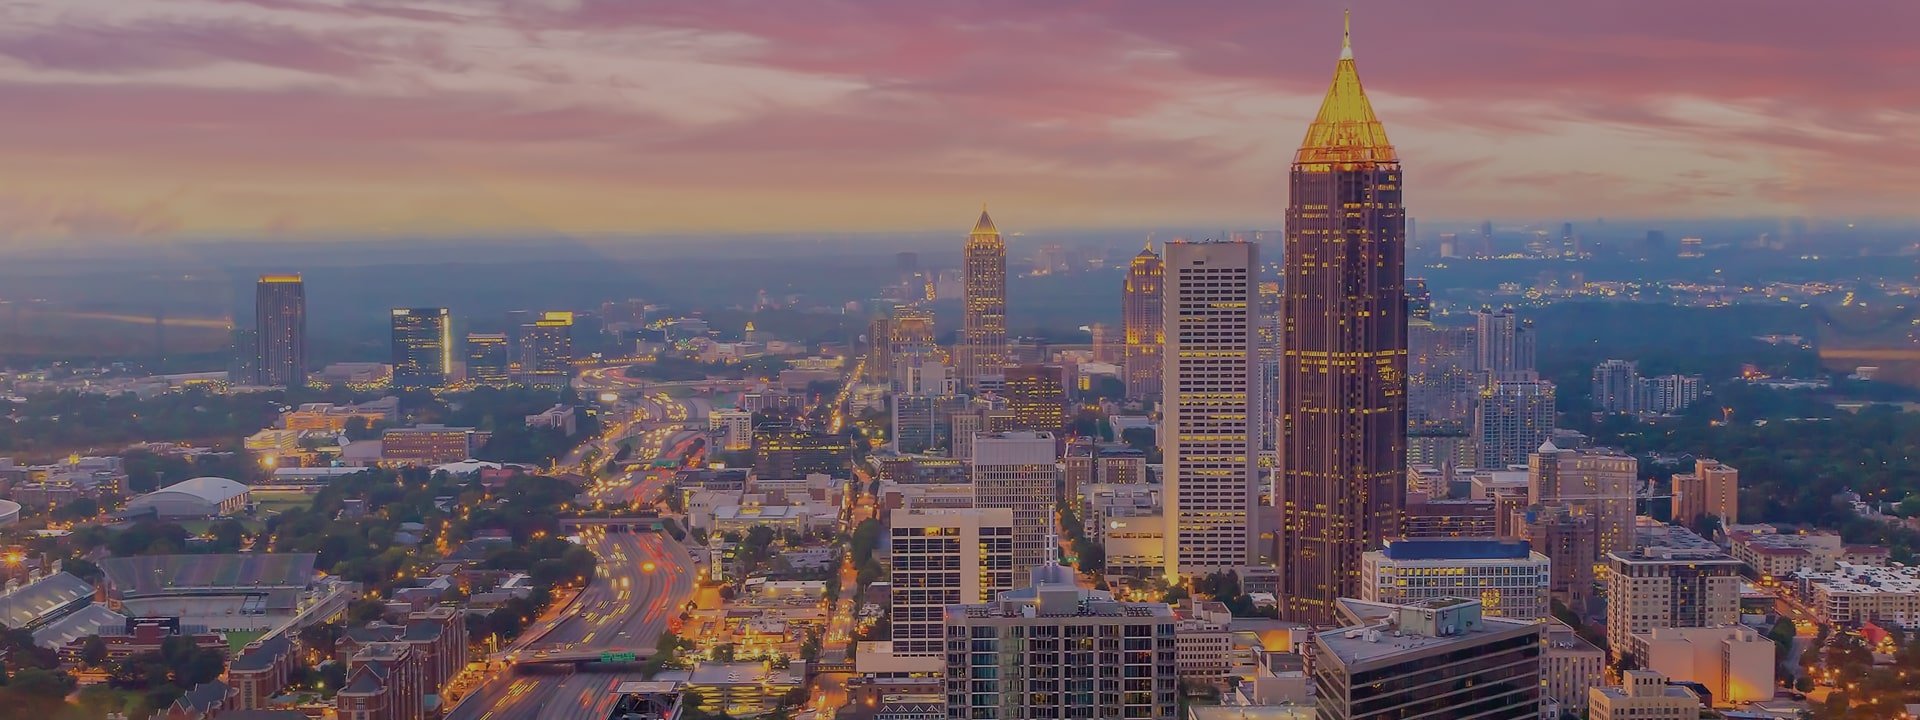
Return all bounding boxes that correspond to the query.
[1162,239,1258,578]
[958,207,1007,388]
[390,307,452,390]
[1122,242,1163,401]
[1277,13,1408,625]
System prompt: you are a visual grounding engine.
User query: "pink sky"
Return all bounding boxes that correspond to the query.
[0,0,1914,245]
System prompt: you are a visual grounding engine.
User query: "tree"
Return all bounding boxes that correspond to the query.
[5,667,74,699]
[79,636,109,668]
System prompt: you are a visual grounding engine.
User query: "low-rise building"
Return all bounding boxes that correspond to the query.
[122,476,250,519]
[1361,538,1552,620]
[381,425,486,465]
[1636,625,1773,706]
[1542,621,1605,719]
[1728,524,1889,579]
[1796,562,1920,628]
[1589,670,1701,720]
[523,404,578,435]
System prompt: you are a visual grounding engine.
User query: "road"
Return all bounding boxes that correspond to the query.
[446,390,701,720]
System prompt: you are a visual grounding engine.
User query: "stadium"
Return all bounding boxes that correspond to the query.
[98,553,334,632]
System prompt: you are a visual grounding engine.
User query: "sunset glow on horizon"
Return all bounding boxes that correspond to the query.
[0,0,1914,245]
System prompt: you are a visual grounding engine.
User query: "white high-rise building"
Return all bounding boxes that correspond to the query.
[971,431,1058,580]
[1160,240,1258,578]
[887,507,1015,656]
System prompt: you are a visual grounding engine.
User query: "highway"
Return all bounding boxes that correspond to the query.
[446,386,701,720]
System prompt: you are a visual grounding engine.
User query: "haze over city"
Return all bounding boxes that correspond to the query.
[3,3,1920,720]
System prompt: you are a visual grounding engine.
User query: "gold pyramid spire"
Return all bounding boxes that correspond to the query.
[971,205,998,236]
[1295,11,1396,166]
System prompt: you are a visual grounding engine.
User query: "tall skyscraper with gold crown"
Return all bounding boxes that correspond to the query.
[1277,14,1408,625]
[1122,242,1164,400]
[959,207,1008,388]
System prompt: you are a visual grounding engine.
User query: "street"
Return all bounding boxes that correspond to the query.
[444,386,701,720]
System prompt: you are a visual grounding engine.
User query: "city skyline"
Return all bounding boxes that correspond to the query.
[1,1,1914,246]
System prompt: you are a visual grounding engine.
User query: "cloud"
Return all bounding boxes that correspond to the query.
[0,0,1913,243]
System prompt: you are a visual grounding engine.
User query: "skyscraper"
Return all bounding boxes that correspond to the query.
[1122,242,1164,400]
[1162,240,1258,578]
[971,430,1057,581]
[1276,16,1407,624]
[390,308,452,390]
[959,207,1008,388]
[1002,364,1067,434]
[1591,359,1641,415]
[1474,307,1535,381]
[519,311,574,386]
[1671,459,1739,528]
[1474,380,1557,468]
[1408,320,1478,433]
[464,332,511,387]
[888,507,1015,656]
[254,274,307,387]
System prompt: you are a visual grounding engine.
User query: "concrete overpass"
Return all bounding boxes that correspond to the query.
[508,647,658,674]
[559,516,666,533]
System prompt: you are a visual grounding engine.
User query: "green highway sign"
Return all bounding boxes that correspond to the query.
[600,651,638,662]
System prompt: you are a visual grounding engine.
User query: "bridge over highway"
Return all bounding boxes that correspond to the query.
[507,647,659,673]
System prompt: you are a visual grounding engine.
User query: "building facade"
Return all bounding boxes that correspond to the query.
[1162,240,1259,578]
[390,308,452,390]
[942,565,1178,720]
[1671,458,1739,528]
[1276,21,1407,624]
[1123,243,1165,401]
[970,431,1058,581]
[519,311,574,385]
[254,274,308,387]
[959,208,1008,388]
[1360,538,1551,620]
[1603,546,1743,662]
[1314,598,1543,720]
[463,332,511,386]
[1474,380,1556,469]
[889,508,1016,656]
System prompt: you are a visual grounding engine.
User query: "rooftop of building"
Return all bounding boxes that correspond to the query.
[141,476,248,504]
[1317,598,1539,670]
[1378,537,1534,562]
[100,553,316,595]
[1797,562,1920,594]
[0,571,92,629]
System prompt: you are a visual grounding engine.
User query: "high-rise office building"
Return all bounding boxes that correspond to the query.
[519,311,574,385]
[1257,280,1283,452]
[1474,380,1556,469]
[1604,546,1743,663]
[865,314,893,384]
[1473,307,1535,381]
[1122,242,1164,400]
[888,508,1015,656]
[959,207,1008,388]
[1408,320,1478,433]
[254,274,308,387]
[1002,364,1067,434]
[1671,459,1739,528]
[1276,18,1407,624]
[464,333,511,387]
[971,431,1057,580]
[390,308,451,390]
[1517,504,1599,610]
[1162,240,1258,578]
[943,561,1178,720]
[1361,538,1552,621]
[1315,597,1543,720]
